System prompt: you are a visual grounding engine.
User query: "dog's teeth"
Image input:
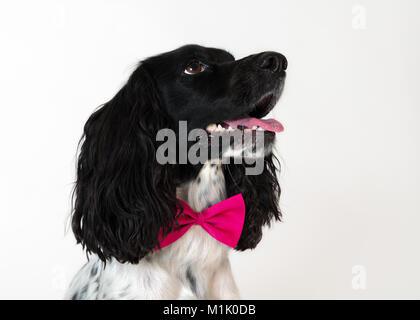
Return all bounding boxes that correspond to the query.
[227,126,234,132]
[206,123,217,131]
[252,125,257,130]
[257,126,264,131]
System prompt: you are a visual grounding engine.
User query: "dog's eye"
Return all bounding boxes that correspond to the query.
[184,61,207,75]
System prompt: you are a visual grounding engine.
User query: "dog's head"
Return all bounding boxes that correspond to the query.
[72,45,286,263]
[147,45,286,163]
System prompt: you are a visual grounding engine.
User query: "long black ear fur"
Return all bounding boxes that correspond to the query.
[71,65,176,264]
[224,155,281,250]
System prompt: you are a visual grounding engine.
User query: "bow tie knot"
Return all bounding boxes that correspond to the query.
[195,212,209,226]
[157,194,245,250]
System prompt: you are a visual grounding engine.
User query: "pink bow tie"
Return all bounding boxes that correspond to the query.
[157,194,245,250]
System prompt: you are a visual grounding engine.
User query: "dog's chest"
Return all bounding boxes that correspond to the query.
[166,161,228,261]
[157,161,230,296]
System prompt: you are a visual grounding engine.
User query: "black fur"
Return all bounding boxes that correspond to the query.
[72,65,177,263]
[186,266,198,295]
[224,157,282,250]
[71,45,286,263]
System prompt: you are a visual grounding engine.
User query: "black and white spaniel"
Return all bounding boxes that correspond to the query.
[66,45,287,299]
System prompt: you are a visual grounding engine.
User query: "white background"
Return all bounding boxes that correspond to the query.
[0,0,419,299]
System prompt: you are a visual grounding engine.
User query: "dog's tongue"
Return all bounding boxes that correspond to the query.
[224,117,284,132]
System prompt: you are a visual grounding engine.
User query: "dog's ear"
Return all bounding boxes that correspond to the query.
[72,64,177,264]
[224,155,281,250]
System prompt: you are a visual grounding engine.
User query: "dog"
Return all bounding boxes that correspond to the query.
[66,45,287,299]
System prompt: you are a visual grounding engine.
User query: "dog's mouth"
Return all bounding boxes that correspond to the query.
[249,93,275,118]
[205,92,283,134]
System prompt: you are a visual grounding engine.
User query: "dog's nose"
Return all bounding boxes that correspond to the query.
[256,52,287,72]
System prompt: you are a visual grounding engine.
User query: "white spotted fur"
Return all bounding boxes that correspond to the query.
[65,161,240,300]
